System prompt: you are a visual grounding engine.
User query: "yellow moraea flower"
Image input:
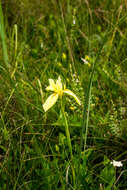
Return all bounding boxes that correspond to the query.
[43,76,81,112]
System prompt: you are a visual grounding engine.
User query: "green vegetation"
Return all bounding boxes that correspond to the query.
[0,0,127,189]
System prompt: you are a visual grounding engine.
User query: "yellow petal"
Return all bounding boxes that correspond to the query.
[63,89,81,105]
[55,76,63,96]
[56,76,62,90]
[43,93,59,112]
[46,79,56,91]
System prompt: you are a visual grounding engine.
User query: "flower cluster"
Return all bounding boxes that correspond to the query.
[111,160,123,167]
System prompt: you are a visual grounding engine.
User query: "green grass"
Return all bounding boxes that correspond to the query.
[0,0,8,67]
[0,0,127,189]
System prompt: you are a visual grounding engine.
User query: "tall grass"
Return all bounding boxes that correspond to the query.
[0,0,8,67]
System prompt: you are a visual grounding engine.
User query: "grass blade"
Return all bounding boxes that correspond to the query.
[77,34,108,186]
[0,1,9,66]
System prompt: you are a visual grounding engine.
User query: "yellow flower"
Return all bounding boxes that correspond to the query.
[70,106,75,111]
[43,76,81,112]
[62,53,67,60]
[85,55,90,61]
[81,55,91,67]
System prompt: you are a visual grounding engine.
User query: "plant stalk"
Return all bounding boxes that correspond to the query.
[61,99,76,188]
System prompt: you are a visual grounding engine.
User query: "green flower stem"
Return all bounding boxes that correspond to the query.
[61,99,76,187]
[61,100,73,159]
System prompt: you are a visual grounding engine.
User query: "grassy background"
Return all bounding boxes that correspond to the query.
[0,0,127,189]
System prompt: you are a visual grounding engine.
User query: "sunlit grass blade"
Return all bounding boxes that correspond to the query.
[0,1,9,67]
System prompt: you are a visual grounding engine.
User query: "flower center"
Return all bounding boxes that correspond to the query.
[56,87,63,97]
